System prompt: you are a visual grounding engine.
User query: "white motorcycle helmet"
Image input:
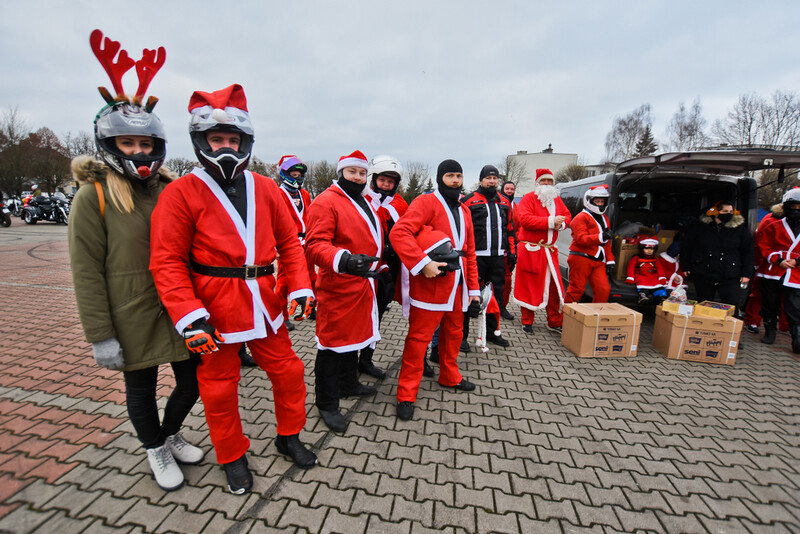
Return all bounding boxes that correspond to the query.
[368,155,403,197]
[583,185,610,215]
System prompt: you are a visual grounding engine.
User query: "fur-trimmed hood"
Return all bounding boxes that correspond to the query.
[71,155,177,186]
[698,213,745,228]
[771,203,785,217]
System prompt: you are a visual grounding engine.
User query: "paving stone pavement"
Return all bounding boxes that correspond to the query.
[0,222,799,533]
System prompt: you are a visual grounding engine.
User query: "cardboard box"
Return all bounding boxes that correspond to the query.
[693,301,736,320]
[561,303,643,357]
[661,299,697,315]
[639,228,678,251]
[612,237,639,280]
[652,305,741,365]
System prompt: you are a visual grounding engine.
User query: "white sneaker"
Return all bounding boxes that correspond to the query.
[166,432,205,465]
[146,445,184,491]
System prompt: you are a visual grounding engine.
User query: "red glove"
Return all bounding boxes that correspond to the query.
[182,319,225,355]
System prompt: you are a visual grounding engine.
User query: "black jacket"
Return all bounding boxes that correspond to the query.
[461,191,511,256]
[681,214,754,282]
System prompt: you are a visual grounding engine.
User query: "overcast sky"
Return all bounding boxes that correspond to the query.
[2,0,798,185]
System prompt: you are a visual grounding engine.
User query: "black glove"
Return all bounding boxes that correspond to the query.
[182,319,225,355]
[606,263,615,276]
[289,295,315,320]
[466,300,481,318]
[601,229,612,242]
[507,253,517,272]
[339,252,381,278]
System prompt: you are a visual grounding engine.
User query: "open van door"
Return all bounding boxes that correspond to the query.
[617,149,800,175]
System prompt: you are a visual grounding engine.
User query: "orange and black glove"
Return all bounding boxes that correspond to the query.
[182,319,225,355]
[289,295,315,320]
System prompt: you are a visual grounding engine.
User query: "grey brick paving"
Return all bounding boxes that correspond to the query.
[2,227,800,533]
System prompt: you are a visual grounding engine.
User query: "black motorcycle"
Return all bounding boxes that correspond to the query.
[22,195,69,225]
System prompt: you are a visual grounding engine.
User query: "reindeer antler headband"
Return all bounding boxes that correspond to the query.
[90,29,165,112]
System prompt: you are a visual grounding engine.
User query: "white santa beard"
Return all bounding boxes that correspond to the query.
[534,184,559,207]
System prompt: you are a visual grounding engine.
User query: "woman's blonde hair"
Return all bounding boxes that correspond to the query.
[105,168,136,214]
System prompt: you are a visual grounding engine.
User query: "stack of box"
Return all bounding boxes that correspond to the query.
[561,303,642,357]
[651,304,742,365]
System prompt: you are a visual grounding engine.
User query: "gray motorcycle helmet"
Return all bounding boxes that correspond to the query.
[94,102,167,180]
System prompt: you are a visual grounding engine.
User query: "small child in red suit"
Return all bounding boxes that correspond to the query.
[625,238,668,304]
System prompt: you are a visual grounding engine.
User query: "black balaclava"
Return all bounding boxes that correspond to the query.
[371,172,400,202]
[337,169,376,230]
[499,180,515,203]
[785,202,800,231]
[477,165,499,200]
[437,159,463,206]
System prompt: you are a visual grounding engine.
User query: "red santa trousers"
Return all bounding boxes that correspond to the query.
[196,326,306,464]
[398,288,466,403]
[520,273,564,327]
[565,255,610,303]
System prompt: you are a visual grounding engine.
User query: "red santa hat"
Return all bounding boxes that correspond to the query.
[187,84,253,134]
[337,150,369,173]
[639,238,659,248]
[535,168,554,183]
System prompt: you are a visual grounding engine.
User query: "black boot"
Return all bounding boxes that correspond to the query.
[358,347,386,380]
[792,326,800,354]
[340,351,377,398]
[275,434,317,469]
[761,321,777,345]
[238,344,257,367]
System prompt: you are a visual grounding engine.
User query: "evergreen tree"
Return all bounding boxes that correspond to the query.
[634,125,658,157]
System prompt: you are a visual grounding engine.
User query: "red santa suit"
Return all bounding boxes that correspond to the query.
[275,184,316,317]
[513,187,571,328]
[150,168,312,464]
[745,212,788,328]
[390,191,480,402]
[565,208,615,303]
[625,255,666,288]
[305,182,383,352]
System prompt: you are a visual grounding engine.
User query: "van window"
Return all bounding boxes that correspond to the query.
[560,184,591,218]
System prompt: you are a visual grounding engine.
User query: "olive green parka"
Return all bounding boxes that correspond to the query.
[68,156,188,371]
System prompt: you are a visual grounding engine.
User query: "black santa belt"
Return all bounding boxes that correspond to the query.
[191,260,275,279]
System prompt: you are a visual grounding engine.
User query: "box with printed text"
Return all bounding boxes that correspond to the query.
[651,304,742,365]
[561,303,642,358]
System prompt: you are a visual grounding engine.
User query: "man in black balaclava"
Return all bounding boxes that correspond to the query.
[389,158,481,422]
[459,165,514,349]
[755,189,800,351]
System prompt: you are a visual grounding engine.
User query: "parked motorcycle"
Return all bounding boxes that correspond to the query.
[0,201,11,227]
[21,195,69,225]
[5,196,22,217]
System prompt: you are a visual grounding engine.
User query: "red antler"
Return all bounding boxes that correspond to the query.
[89,29,135,99]
[134,46,166,102]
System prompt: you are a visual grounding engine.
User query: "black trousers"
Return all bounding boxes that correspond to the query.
[315,349,359,411]
[783,287,800,328]
[760,278,783,327]
[693,277,743,312]
[123,356,200,450]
